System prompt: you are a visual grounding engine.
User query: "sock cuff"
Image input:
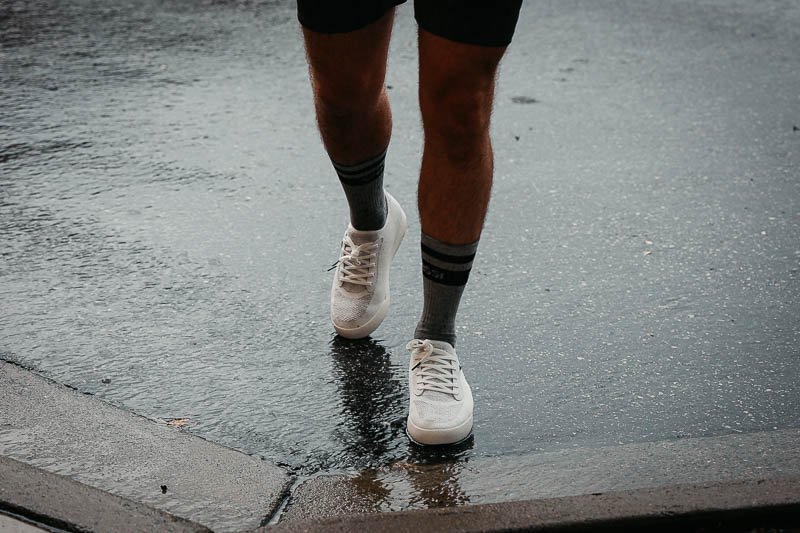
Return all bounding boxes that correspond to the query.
[420,233,478,261]
[331,148,388,186]
[420,233,479,286]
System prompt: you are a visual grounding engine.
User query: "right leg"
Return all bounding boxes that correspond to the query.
[303,8,396,231]
[301,3,408,338]
[302,9,395,167]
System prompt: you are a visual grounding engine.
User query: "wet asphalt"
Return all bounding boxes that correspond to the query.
[1,0,799,496]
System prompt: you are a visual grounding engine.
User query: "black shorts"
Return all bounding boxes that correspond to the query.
[297,0,523,47]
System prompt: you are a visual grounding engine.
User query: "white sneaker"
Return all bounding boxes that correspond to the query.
[330,192,407,339]
[406,339,474,445]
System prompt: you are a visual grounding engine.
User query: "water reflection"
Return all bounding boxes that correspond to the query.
[328,336,405,466]
[328,335,472,511]
[326,441,473,514]
[403,440,472,508]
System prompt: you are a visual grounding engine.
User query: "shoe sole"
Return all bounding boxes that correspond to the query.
[332,195,407,339]
[406,415,474,446]
[333,295,391,339]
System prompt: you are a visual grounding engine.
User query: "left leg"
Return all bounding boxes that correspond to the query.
[406,0,522,446]
[413,29,507,346]
[414,0,522,345]
[417,31,504,246]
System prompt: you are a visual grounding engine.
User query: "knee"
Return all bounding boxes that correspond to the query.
[312,67,386,119]
[420,80,495,154]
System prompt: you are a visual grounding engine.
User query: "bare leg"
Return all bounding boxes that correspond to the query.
[413,30,509,346]
[417,30,507,244]
[302,10,395,165]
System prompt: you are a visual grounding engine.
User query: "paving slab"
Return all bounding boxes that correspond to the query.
[278,428,800,521]
[0,513,47,533]
[0,455,208,533]
[264,476,800,532]
[0,361,290,532]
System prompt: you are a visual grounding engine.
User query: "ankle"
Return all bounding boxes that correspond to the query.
[334,150,389,231]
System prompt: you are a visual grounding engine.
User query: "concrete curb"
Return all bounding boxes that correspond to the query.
[0,361,291,532]
[0,455,210,533]
[262,476,800,532]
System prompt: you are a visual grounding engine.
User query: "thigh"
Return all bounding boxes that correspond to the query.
[418,28,508,101]
[303,7,396,88]
[298,0,407,34]
[414,0,523,47]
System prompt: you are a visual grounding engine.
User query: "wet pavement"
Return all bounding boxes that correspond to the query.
[1,0,799,508]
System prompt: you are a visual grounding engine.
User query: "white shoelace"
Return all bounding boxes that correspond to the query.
[332,234,379,287]
[407,339,459,396]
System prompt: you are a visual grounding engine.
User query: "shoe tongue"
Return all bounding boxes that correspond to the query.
[340,228,377,294]
[427,340,455,354]
[416,340,457,401]
[347,227,379,246]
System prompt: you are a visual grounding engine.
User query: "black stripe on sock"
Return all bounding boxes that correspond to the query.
[422,260,471,286]
[336,165,384,186]
[421,244,476,265]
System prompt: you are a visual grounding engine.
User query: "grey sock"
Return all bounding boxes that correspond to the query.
[414,233,479,347]
[332,149,388,231]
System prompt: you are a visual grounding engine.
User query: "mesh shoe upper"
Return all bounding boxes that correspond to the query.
[331,234,381,324]
[407,339,473,437]
[330,192,406,338]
